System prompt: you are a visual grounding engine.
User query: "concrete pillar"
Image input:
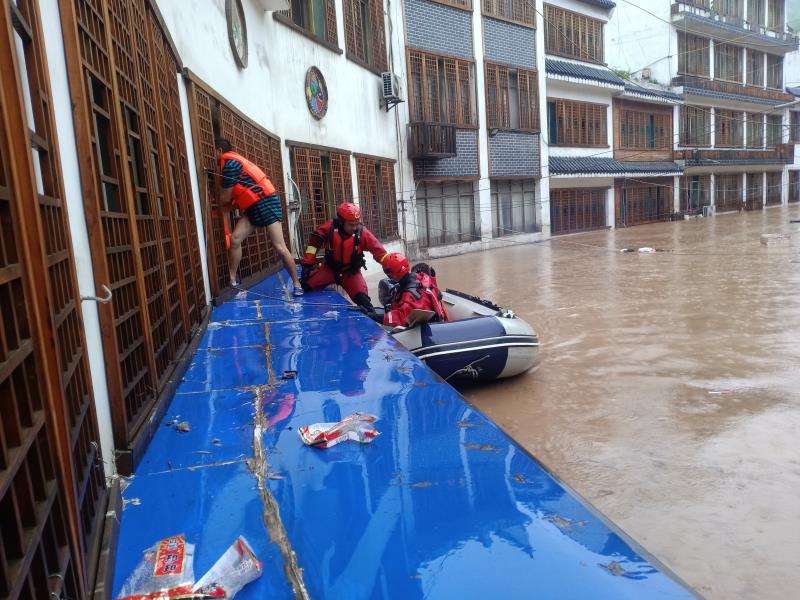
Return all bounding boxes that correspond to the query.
[673,176,681,213]
[472,8,492,243]
[762,171,767,206]
[710,107,716,147]
[741,172,747,208]
[535,0,551,234]
[709,172,716,208]
[709,39,715,80]
[606,187,615,228]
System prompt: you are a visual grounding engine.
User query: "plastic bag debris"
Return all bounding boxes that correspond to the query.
[298,412,380,448]
[116,534,195,600]
[638,247,656,253]
[193,537,263,598]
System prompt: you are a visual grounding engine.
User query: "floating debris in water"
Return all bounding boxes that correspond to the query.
[175,421,191,433]
[601,561,627,576]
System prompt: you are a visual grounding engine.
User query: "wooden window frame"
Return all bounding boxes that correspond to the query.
[766,54,783,90]
[617,105,672,151]
[343,0,388,73]
[765,171,782,204]
[275,0,340,52]
[356,157,399,240]
[791,111,800,143]
[715,174,743,210]
[714,43,743,83]
[766,0,783,30]
[543,4,604,64]
[679,105,711,147]
[717,0,744,19]
[766,114,783,147]
[616,179,673,227]
[407,49,477,128]
[482,0,535,28]
[679,175,711,214]
[746,113,764,148]
[678,33,710,78]
[550,188,607,235]
[746,49,764,86]
[715,109,744,147]
[749,0,766,27]
[485,63,539,131]
[547,98,608,148]
[430,0,473,11]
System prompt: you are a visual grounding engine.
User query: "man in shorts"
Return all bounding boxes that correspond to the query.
[216,136,302,294]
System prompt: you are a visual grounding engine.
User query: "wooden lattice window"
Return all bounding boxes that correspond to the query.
[550,188,606,235]
[766,114,783,147]
[715,109,743,147]
[714,43,743,83]
[766,54,783,89]
[618,105,671,150]
[679,105,711,146]
[291,146,353,244]
[483,0,535,27]
[768,0,785,30]
[745,172,763,210]
[749,0,766,26]
[677,33,710,77]
[407,50,476,126]
[791,112,800,142]
[680,175,711,213]
[279,0,338,45]
[746,113,764,147]
[717,0,743,18]
[746,50,764,86]
[343,0,387,71]
[485,64,539,131]
[766,171,782,204]
[789,171,800,203]
[618,180,673,227]
[356,157,398,240]
[715,174,743,210]
[547,99,608,147]
[543,4,604,63]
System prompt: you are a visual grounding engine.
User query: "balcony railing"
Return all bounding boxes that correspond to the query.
[672,74,794,102]
[675,144,794,164]
[671,2,800,48]
[408,122,457,160]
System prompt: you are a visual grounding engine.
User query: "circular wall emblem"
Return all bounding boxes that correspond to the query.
[226,0,248,69]
[305,67,328,120]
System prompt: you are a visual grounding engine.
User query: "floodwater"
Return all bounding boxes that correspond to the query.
[430,207,800,600]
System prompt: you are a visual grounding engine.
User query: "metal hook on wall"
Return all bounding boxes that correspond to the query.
[81,284,112,304]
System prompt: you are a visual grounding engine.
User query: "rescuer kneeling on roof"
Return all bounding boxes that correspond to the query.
[299,202,388,311]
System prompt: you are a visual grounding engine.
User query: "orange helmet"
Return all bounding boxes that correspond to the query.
[383,252,410,281]
[336,202,361,223]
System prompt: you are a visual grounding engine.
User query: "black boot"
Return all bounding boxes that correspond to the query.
[352,292,374,312]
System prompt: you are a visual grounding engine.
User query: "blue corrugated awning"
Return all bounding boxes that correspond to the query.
[112,273,695,599]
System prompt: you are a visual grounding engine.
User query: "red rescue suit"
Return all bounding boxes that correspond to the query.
[384,272,449,327]
[301,220,388,301]
[219,150,276,211]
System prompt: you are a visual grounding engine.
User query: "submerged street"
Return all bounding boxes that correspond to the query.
[431,206,800,599]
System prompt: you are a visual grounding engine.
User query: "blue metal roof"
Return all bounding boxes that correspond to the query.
[112,273,695,599]
[624,83,684,102]
[546,58,625,86]
[550,156,684,175]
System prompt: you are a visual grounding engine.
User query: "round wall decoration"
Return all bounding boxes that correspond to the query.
[305,67,328,119]
[226,0,248,69]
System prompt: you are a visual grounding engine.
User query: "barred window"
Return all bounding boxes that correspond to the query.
[483,0,535,27]
[547,99,608,147]
[280,0,338,45]
[766,114,783,147]
[717,0,743,18]
[544,4,603,63]
[714,43,743,82]
[746,50,764,86]
[767,0,783,29]
[343,0,387,71]
[766,54,783,89]
[680,175,711,214]
[766,171,782,204]
[746,113,763,148]
[715,174,743,211]
[356,157,398,239]
[407,50,476,126]
[485,64,539,130]
[550,188,607,235]
[678,33,710,77]
[679,105,711,146]
[749,0,766,26]
[618,180,672,227]
[791,112,800,143]
[715,109,743,147]
[618,106,671,150]
[491,180,538,238]
[416,181,478,247]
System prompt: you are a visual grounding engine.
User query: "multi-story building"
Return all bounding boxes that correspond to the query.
[395,0,549,257]
[606,0,799,214]
[543,0,685,234]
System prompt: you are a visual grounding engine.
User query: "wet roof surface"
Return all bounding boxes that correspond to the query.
[113,273,695,599]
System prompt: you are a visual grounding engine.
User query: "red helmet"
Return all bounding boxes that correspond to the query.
[336,202,361,223]
[383,252,410,281]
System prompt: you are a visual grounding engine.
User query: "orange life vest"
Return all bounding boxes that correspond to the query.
[325,221,365,274]
[219,150,276,211]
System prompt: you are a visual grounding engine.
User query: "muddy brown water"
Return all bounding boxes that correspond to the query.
[419,207,800,599]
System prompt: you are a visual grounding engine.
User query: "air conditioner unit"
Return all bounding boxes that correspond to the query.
[381,72,404,111]
[702,205,714,217]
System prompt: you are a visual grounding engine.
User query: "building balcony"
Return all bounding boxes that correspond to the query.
[408,122,457,160]
[672,74,794,104]
[675,144,794,165]
[671,2,799,53]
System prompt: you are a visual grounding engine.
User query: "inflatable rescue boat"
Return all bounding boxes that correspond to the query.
[378,279,539,384]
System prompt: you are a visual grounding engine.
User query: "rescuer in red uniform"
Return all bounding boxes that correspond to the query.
[379,253,448,327]
[299,202,388,311]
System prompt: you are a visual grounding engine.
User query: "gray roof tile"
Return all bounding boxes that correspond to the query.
[624,83,683,102]
[683,86,788,106]
[549,157,683,175]
[578,0,616,8]
[545,59,625,86]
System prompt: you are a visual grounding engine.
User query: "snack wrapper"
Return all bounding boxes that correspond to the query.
[298,412,380,448]
[116,534,195,600]
[193,537,263,598]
